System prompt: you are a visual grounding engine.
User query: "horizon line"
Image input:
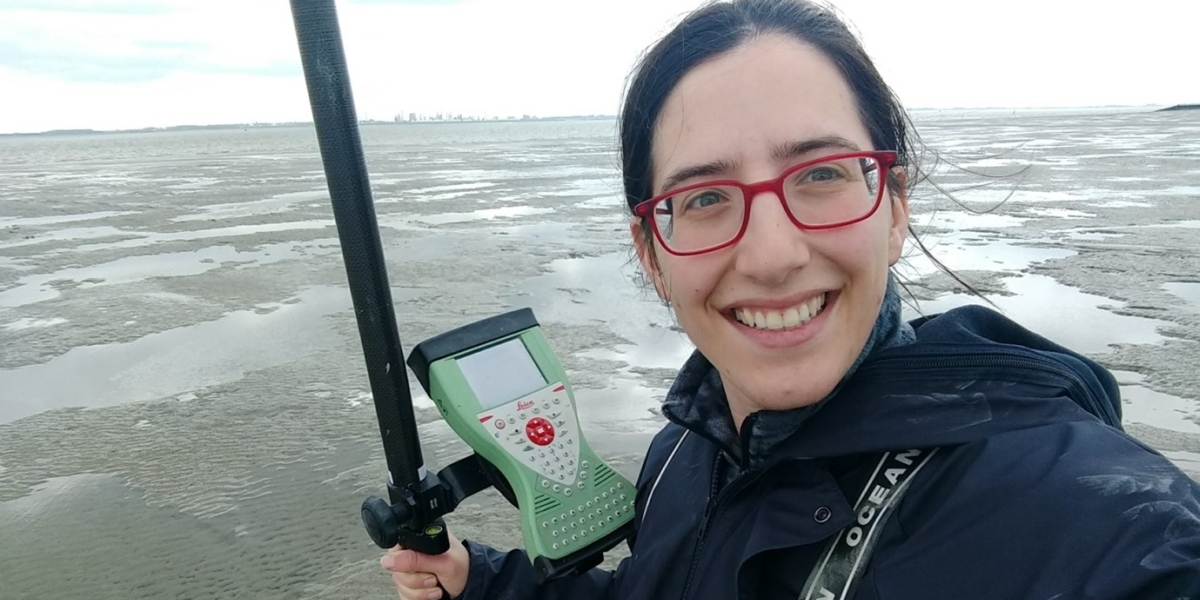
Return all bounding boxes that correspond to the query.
[3,103,1194,137]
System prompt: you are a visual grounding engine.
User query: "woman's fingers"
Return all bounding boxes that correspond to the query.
[380,531,469,599]
[392,574,445,600]
[382,546,449,600]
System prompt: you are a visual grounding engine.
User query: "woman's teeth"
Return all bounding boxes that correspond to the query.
[734,294,827,331]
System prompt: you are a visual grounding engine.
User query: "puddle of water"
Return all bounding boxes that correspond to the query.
[1026,208,1095,219]
[948,189,1088,204]
[1120,384,1200,434]
[409,205,554,226]
[1164,282,1200,312]
[1160,450,1200,480]
[1048,229,1126,241]
[900,233,1075,277]
[913,211,1028,229]
[1135,221,1200,230]
[539,178,620,199]
[1136,186,1200,198]
[959,158,1027,169]
[0,226,134,250]
[1093,200,1153,208]
[75,220,334,253]
[0,257,33,272]
[170,190,329,223]
[0,239,339,309]
[911,274,1167,355]
[577,195,623,211]
[515,252,694,372]
[2,317,67,331]
[0,285,397,424]
[403,181,497,195]
[1115,371,1200,434]
[163,177,222,191]
[0,211,138,227]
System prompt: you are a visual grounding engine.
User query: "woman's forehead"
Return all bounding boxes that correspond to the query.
[650,35,870,186]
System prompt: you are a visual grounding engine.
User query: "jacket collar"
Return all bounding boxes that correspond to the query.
[662,303,1119,466]
[662,275,915,468]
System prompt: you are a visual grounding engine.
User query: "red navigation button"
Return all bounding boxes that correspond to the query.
[525,417,556,446]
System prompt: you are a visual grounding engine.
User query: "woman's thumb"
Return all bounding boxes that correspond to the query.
[382,547,446,574]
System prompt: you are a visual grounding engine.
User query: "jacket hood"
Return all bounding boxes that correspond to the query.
[663,304,1123,464]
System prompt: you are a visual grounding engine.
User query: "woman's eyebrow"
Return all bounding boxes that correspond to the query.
[659,157,740,193]
[771,136,862,162]
[657,136,862,193]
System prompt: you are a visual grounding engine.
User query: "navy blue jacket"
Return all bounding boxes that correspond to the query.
[456,306,1200,599]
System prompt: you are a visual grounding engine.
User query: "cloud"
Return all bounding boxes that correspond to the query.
[0,2,301,84]
[0,0,174,15]
[0,0,1194,134]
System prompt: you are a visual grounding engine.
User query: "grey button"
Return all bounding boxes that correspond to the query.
[814,506,832,523]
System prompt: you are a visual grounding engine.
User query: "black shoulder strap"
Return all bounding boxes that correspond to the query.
[799,448,939,600]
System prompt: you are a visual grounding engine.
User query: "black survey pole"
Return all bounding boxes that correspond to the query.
[290,1,501,559]
[288,0,429,524]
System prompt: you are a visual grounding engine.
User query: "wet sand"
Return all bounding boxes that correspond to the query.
[1,110,1199,598]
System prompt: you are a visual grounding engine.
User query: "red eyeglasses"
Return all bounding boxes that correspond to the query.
[634,151,897,256]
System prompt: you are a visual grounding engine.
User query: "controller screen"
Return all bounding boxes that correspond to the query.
[456,338,547,410]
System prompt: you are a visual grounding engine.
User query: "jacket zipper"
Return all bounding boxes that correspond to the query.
[678,447,766,600]
[860,353,1117,425]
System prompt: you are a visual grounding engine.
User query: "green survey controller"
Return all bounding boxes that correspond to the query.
[407,308,635,581]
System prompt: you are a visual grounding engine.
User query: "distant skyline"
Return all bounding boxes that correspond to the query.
[1,0,1195,135]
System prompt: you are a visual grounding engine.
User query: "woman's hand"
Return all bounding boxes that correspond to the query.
[380,530,471,600]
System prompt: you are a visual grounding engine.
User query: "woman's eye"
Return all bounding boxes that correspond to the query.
[805,166,843,182]
[683,190,726,211]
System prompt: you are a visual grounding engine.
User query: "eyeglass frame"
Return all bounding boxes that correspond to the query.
[633,150,899,256]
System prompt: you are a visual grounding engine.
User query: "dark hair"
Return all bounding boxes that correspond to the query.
[619,0,982,303]
[620,0,912,213]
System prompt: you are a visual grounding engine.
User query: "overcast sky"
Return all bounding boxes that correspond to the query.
[0,0,1195,134]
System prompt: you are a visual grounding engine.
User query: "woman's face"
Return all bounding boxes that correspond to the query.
[634,34,909,427]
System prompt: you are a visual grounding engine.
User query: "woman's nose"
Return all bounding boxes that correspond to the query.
[733,191,811,283]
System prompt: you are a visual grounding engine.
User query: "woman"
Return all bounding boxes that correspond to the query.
[383,1,1200,598]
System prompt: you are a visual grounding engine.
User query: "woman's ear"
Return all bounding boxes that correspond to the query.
[630,218,669,303]
[887,169,910,267]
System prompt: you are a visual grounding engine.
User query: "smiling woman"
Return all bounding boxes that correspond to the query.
[379,1,1200,599]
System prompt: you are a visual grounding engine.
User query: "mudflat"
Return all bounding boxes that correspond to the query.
[1,110,1198,598]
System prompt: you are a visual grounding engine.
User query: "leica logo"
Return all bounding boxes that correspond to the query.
[517,400,534,410]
